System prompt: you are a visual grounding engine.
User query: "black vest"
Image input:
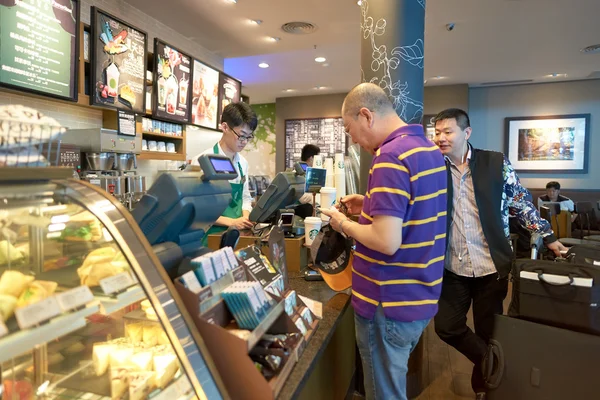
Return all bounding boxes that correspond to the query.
[446,148,513,278]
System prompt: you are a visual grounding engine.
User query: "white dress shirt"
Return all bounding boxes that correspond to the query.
[537,196,575,212]
[192,143,253,213]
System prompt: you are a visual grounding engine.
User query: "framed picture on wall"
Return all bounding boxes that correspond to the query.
[422,114,437,142]
[504,114,591,174]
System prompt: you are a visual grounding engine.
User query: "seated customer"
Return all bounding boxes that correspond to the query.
[538,181,574,212]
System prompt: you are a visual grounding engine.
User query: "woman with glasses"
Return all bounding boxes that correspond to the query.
[193,102,258,244]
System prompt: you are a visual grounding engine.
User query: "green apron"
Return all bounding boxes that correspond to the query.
[201,144,246,246]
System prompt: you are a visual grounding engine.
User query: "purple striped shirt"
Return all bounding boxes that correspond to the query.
[352,124,448,322]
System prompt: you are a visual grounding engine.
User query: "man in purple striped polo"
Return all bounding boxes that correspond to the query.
[322,83,447,400]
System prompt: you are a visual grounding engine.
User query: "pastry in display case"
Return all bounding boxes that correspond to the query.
[0,176,226,400]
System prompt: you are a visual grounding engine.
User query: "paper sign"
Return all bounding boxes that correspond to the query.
[117,110,136,137]
[231,266,246,282]
[89,179,101,186]
[198,286,213,303]
[298,295,323,319]
[100,272,135,295]
[56,286,94,312]
[0,321,8,338]
[15,297,61,329]
[181,271,202,294]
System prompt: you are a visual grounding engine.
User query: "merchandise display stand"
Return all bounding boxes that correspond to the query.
[174,246,320,399]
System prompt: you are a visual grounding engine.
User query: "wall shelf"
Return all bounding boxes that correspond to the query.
[138,151,186,161]
[141,131,184,141]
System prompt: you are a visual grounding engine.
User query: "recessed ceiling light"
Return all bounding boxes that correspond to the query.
[545,73,567,78]
[314,86,328,90]
[250,19,262,25]
[268,36,281,42]
[258,63,269,68]
[357,0,362,5]
[226,0,237,3]
[283,89,295,92]
[322,63,329,67]
[431,76,446,80]
[315,57,326,63]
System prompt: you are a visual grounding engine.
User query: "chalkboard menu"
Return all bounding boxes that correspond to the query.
[90,7,147,114]
[0,0,80,101]
[285,118,347,169]
[217,73,241,123]
[152,38,191,123]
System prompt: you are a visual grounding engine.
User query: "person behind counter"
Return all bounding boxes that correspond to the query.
[299,144,321,205]
[193,102,258,241]
[537,181,575,212]
[321,83,447,400]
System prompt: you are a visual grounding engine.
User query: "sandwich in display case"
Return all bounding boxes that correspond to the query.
[0,173,227,400]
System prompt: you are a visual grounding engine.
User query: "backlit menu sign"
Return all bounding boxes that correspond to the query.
[190,59,219,130]
[152,38,191,123]
[0,0,80,101]
[90,7,147,114]
[217,73,241,123]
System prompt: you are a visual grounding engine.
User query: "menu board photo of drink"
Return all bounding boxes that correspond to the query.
[217,73,241,122]
[90,7,147,114]
[190,59,219,130]
[153,39,191,123]
[0,0,80,101]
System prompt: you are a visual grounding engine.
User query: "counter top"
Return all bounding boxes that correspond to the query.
[277,272,352,400]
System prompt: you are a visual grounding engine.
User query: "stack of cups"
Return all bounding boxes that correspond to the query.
[334,153,346,199]
[304,217,323,246]
[313,155,323,169]
[324,158,334,188]
[319,187,337,222]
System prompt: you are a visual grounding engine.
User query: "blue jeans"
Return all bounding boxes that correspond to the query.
[355,306,430,400]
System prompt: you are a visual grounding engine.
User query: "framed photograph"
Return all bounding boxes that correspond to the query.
[505,114,590,174]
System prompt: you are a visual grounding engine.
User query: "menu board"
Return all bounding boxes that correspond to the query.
[190,59,219,130]
[153,38,191,123]
[217,73,241,122]
[90,7,147,114]
[0,0,79,101]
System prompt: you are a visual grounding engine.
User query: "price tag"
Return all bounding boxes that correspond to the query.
[100,272,135,295]
[231,266,246,282]
[198,286,213,303]
[89,179,101,186]
[181,271,202,294]
[0,320,8,338]
[56,286,94,312]
[15,297,61,330]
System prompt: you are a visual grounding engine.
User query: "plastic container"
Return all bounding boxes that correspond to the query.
[304,217,322,246]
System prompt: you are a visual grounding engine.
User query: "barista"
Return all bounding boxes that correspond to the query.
[193,103,258,241]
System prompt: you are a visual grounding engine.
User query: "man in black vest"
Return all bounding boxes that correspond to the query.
[431,109,566,400]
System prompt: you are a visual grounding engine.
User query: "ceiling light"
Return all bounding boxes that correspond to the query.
[431,76,446,80]
[258,63,269,68]
[545,73,567,78]
[283,89,295,92]
[322,63,329,67]
[314,86,327,90]
[226,0,237,3]
[357,0,362,5]
[268,36,281,42]
[250,19,262,25]
[315,57,326,63]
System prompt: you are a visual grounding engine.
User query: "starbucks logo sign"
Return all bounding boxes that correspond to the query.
[309,229,319,240]
[337,161,345,170]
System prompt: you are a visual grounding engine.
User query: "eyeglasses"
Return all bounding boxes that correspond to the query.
[230,126,254,142]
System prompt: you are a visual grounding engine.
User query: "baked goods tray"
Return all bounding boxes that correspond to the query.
[38,265,145,314]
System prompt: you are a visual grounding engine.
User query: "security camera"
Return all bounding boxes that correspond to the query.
[446,23,455,31]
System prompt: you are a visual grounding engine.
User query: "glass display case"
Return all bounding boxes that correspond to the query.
[0,174,226,400]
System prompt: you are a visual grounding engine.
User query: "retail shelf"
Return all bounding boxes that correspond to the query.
[138,151,186,161]
[246,301,284,353]
[0,302,100,364]
[141,131,184,140]
[99,284,145,315]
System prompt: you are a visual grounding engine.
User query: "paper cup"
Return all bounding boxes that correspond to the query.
[319,187,337,222]
[304,217,322,246]
[313,155,323,168]
[334,153,345,173]
[335,172,346,199]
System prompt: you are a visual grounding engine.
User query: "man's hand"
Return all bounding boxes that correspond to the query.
[548,240,569,257]
[320,208,348,234]
[339,194,365,216]
[227,216,254,230]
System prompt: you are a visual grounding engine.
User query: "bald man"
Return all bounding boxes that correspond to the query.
[321,83,447,400]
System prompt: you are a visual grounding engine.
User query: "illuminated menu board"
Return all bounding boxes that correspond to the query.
[152,38,192,123]
[0,0,80,101]
[90,7,147,114]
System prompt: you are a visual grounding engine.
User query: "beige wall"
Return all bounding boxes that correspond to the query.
[0,0,223,185]
[469,79,600,190]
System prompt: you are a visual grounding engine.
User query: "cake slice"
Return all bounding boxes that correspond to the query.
[128,371,155,400]
[153,352,178,389]
[92,342,116,376]
[129,351,153,372]
[110,366,132,400]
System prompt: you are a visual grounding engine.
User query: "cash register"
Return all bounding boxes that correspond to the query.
[132,154,237,276]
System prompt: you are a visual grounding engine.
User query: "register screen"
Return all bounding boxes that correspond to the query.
[210,157,236,173]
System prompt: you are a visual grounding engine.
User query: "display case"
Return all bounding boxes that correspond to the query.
[0,173,227,400]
